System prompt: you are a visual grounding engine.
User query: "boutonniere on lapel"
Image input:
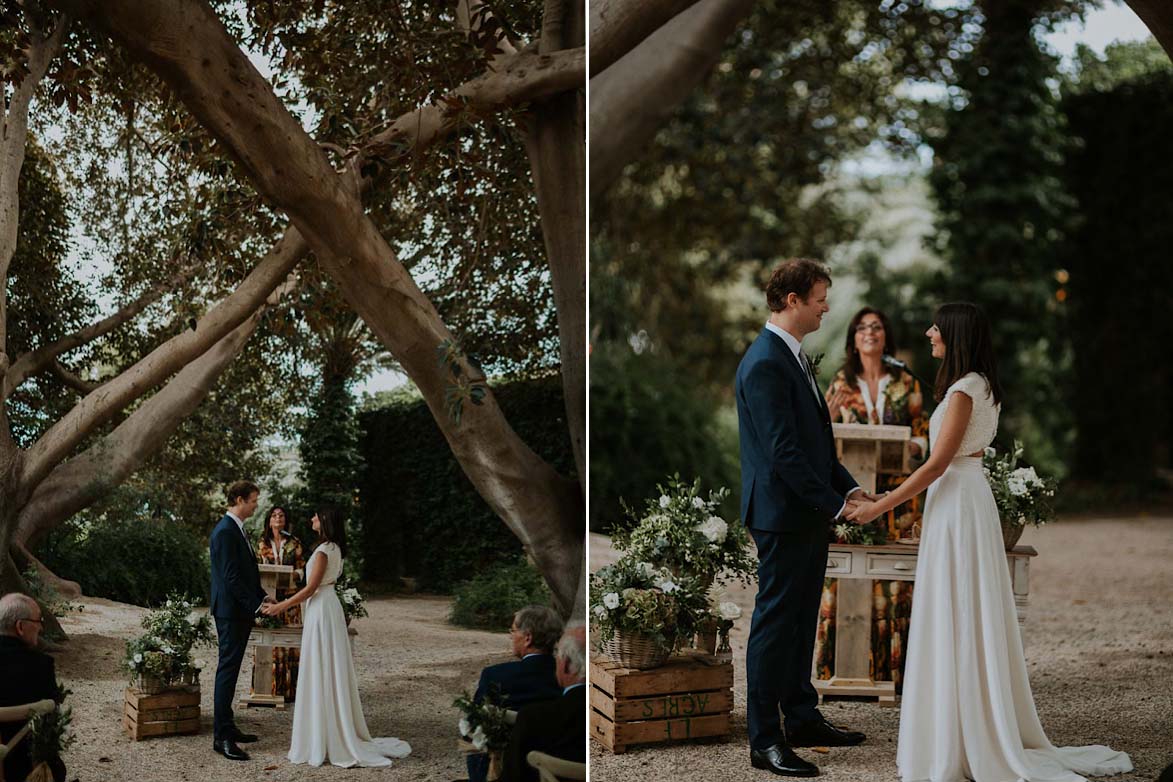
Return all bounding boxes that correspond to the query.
[808,352,824,378]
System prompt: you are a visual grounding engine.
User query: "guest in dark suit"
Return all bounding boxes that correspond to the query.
[500,624,585,782]
[0,593,65,782]
[734,259,869,777]
[209,479,270,762]
[467,605,564,782]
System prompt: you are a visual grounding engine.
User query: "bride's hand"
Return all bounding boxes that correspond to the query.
[847,501,882,525]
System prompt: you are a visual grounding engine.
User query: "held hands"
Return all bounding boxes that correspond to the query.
[846,500,883,525]
[260,600,287,616]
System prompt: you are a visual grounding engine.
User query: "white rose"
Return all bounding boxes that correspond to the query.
[1008,475,1028,497]
[984,447,996,458]
[692,497,706,509]
[603,592,620,610]
[699,516,728,544]
[719,602,742,620]
[659,495,671,508]
[593,604,606,617]
[471,725,488,751]
[458,717,471,737]
[637,561,655,579]
[133,653,143,664]
[657,579,677,594]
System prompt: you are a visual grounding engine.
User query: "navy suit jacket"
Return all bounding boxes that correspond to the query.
[0,636,59,782]
[474,653,561,708]
[735,327,857,533]
[209,514,267,619]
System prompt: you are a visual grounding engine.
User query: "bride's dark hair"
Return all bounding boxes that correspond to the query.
[932,302,1004,406]
[315,506,347,558]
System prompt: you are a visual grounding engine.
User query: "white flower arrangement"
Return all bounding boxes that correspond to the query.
[718,602,742,621]
[983,441,1057,529]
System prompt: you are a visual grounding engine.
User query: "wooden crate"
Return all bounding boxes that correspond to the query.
[590,652,733,754]
[123,686,201,741]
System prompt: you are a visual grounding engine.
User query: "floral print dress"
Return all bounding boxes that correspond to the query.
[814,369,929,691]
[257,530,307,700]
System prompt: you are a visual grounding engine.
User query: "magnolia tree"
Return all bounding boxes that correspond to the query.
[1,0,585,624]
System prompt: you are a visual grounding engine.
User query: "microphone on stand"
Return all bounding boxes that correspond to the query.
[882,354,929,390]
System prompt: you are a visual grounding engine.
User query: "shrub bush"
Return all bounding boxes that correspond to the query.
[449,558,552,630]
[38,518,210,607]
[359,373,575,592]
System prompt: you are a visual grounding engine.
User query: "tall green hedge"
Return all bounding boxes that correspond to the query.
[358,374,575,592]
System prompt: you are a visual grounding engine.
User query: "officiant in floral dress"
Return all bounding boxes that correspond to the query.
[814,307,929,691]
[256,505,306,701]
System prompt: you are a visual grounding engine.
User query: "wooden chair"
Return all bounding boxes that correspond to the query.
[0,699,56,782]
[526,750,586,782]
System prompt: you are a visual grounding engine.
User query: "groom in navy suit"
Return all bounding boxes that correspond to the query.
[735,259,869,777]
[209,479,270,761]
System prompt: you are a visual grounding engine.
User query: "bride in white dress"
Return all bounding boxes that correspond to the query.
[848,303,1131,782]
[261,508,411,768]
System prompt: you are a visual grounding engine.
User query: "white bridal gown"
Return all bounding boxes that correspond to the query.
[287,542,411,767]
[897,373,1132,782]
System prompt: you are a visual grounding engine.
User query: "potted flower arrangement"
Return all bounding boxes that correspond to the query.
[123,594,213,693]
[983,441,1057,548]
[590,556,712,669]
[611,476,756,589]
[454,689,513,780]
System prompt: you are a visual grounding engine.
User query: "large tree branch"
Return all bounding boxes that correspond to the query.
[522,0,586,618]
[14,291,283,550]
[589,0,704,76]
[2,263,197,398]
[1125,0,1173,60]
[72,0,584,614]
[354,47,583,173]
[589,0,755,198]
[0,14,71,361]
[19,227,307,497]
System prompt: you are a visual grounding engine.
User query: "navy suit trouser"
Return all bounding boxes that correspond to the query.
[213,615,254,741]
[746,525,829,749]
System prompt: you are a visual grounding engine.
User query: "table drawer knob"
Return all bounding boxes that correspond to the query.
[892,562,911,571]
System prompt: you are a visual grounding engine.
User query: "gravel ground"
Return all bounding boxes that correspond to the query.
[52,593,511,781]
[589,514,1173,782]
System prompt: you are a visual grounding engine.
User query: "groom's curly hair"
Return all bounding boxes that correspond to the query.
[765,258,832,312]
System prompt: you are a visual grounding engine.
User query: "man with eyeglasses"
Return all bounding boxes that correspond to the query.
[0,592,66,782]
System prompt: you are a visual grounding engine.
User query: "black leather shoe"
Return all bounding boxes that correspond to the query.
[786,716,866,748]
[230,729,259,743]
[213,739,250,761]
[750,744,819,777]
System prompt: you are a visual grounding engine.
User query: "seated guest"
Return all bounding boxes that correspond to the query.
[0,593,66,782]
[467,605,565,782]
[501,624,586,782]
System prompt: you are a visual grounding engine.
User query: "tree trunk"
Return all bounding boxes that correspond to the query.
[588,0,755,197]
[523,0,586,619]
[589,0,703,76]
[72,0,584,615]
[1125,0,1173,60]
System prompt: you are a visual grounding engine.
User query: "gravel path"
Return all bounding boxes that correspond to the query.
[589,515,1173,781]
[52,593,510,781]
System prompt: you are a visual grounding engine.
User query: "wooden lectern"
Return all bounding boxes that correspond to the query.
[816,423,911,704]
[242,563,300,709]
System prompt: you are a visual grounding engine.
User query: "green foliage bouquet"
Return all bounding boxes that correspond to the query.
[983,441,1058,528]
[453,688,512,751]
[336,575,368,623]
[590,556,712,654]
[29,684,74,769]
[612,476,755,587]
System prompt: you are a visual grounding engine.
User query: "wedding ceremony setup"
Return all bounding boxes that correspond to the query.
[588,0,1173,780]
[1,1,585,781]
